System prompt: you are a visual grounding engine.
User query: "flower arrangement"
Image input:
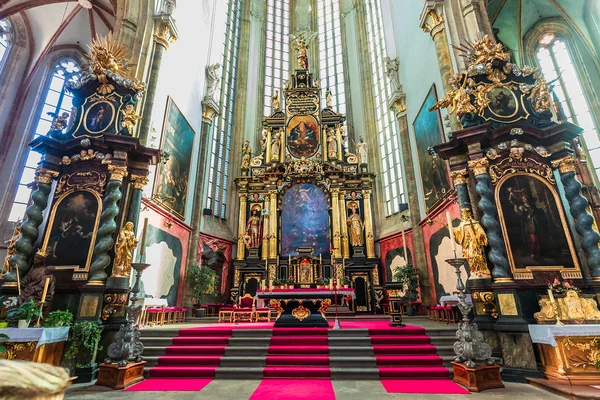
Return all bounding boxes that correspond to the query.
[547,276,580,294]
[273,278,283,287]
[316,277,329,285]
[285,278,295,286]
[341,276,351,285]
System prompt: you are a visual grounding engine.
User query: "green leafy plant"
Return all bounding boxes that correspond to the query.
[273,278,283,287]
[341,276,351,285]
[316,277,330,285]
[393,264,420,303]
[6,300,42,323]
[186,266,217,304]
[64,321,102,368]
[45,310,73,327]
[0,333,8,358]
[285,278,295,286]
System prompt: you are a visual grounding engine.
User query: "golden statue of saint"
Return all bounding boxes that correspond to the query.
[291,31,317,70]
[2,224,21,274]
[241,140,252,170]
[347,205,364,247]
[245,207,262,249]
[113,222,138,277]
[453,209,490,277]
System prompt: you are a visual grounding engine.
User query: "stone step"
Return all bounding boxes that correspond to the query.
[329,346,374,356]
[224,346,270,357]
[140,337,173,347]
[214,367,264,379]
[228,337,271,346]
[329,356,377,368]
[328,337,372,346]
[142,346,167,357]
[330,367,380,380]
[231,329,273,337]
[327,328,370,337]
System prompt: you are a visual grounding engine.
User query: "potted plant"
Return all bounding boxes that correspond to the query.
[186,265,217,317]
[6,300,42,329]
[316,277,329,288]
[393,264,420,316]
[341,276,351,288]
[64,321,103,382]
[45,310,73,327]
[285,278,295,289]
[273,278,283,288]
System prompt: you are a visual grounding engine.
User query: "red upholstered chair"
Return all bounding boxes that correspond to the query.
[219,307,235,323]
[233,294,256,323]
[433,305,445,322]
[145,307,165,326]
[164,307,178,324]
[255,307,271,322]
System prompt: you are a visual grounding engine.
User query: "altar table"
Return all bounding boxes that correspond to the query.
[257,288,355,327]
[0,327,70,366]
[529,324,600,385]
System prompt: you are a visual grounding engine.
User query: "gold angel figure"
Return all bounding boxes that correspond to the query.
[241,140,252,170]
[291,31,317,70]
[120,104,142,135]
[272,90,281,112]
[113,222,138,277]
[453,209,490,277]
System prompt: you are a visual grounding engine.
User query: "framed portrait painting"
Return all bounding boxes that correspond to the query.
[286,114,320,159]
[413,84,450,211]
[153,97,195,219]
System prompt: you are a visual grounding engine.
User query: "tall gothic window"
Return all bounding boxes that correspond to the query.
[0,19,12,70]
[264,0,289,116]
[317,0,345,114]
[206,0,242,218]
[536,34,600,179]
[364,0,404,215]
[8,59,80,222]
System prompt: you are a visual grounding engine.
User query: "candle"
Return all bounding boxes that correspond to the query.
[329,279,333,290]
[547,288,555,303]
[16,266,21,296]
[261,280,266,291]
[269,279,273,290]
[289,255,291,264]
[41,277,50,303]
[336,279,340,288]
[139,218,148,256]
[342,258,345,268]
[319,254,322,263]
[402,230,407,259]
[265,258,268,269]
[277,255,280,266]
[446,212,457,253]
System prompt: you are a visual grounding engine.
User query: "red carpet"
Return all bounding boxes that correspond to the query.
[381,379,470,394]
[249,379,335,400]
[265,328,331,378]
[125,378,213,391]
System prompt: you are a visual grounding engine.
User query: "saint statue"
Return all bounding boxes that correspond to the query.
[245,207,262,249]
[357,135,368,165]
[327,127,337,159]
[2,223,21,274]
[260,128,269,154]
[241,140,252,170]
[383,56,401,93]
[205,63,221,100]
[325,88,332,108]
[271,130,281,162]
[20,250,56,313]
[452,209,490,277]
[113,222,138,277]
[272,90,281,112]
[291,31,317,70]
[347,205,365,247]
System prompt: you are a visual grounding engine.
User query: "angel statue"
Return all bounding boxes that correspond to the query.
[452,209,490,278]
[120,104,142,136]
[356,135,368,165]
[272,90,281,112]
[113,222,138,277]
[241,140,252,170]
[291,31,317,70]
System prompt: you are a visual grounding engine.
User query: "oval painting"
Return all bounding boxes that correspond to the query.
[84,101,115,134]
[486,86,518,119]
[286,115,320,158]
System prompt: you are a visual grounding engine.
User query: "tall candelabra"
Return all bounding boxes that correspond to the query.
[446,258,493,368]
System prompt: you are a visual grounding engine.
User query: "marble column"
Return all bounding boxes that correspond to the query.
[552,156,600,281]
[88,165,128,284]
[269,190,278,258]
[468,158,512,282]
[138,17,178,144]
[331,188,341,258]
[339,190,350,259]
[450,168,472,213]
[420,5,462,132]
[363,190,376,258]
[4,168,58,284]
[236,193,247,260]
[127,175,149,235]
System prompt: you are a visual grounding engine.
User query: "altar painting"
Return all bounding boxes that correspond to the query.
[286,115,320,159]
[497,174,577,270]
[43,190,100,269]
[281,184,330,256]
[413,85,450,210]
[153,97,195,219]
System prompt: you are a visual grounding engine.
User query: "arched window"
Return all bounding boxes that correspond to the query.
[535,33,600,178]
[364,0,405,215]
[8,59,80,222]
[0,19,13,70]
[263,0,290,116]
[317,0,345,114]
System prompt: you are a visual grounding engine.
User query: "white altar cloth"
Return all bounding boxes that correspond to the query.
[528,324,600,346]
[439,294,472,305]
[0,327,70,348]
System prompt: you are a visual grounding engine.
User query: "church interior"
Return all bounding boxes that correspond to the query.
[1,0,600,399]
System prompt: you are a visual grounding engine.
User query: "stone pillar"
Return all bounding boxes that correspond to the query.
[127,175,149,235]
[339,190,350,259]
[236,193,247,260]
[331,188,341,258]
[450,168,472,213]
[88,165,128,284]
[363,190,375,258]
[138,16,178,144]
[420,4,462,132]
[269,190,278,258]
[468,158,512,282]
[4,168,58,284]
[552,156,600,281]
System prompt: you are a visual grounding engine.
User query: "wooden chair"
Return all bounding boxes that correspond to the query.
[219,308,234,322]
[255,308,271,322]
[233,294,256,323]
[145,306,165,326]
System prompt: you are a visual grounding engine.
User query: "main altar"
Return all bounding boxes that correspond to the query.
[231,34,381,319]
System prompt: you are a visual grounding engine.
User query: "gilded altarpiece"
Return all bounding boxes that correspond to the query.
[232,67,381,312]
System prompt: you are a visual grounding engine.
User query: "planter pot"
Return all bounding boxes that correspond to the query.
[318,285,326,289]
[406,306,416,316]
[18,319,30,329]
[73,339,100,383]
[195,308,205,318]
[343,285,349,289]
[0,321,8,328]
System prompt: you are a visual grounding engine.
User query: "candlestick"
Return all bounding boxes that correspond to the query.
[547,288,555,303]
[446,212,457,253]
[140,218,148,256]
[402,230,407,260]
[41,277,50,303]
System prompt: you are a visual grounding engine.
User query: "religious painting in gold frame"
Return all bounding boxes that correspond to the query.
[41,189,102,272]
[71,92,124,138]
[286,114,320,159]
[495,173,581,277]
[480,82,530,124]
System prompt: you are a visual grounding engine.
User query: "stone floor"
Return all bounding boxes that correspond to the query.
[65,380,564,400]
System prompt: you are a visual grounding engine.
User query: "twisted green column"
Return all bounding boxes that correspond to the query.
[450,169,473,213]
[127,175,149,235]
[553,156,600,281]
[5,168,58,283]
[88,165,127,284]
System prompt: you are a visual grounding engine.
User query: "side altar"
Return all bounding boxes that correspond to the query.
[231,33,381,316]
